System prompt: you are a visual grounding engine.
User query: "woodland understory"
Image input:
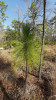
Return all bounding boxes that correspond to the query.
[0,0,56,100]
[0,45,56,100]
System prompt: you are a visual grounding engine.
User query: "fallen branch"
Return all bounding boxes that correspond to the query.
[48,95,56,100]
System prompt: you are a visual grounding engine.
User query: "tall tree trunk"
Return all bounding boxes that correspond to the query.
[25,58,27,83]
[39,0,46,79]
[18,24,21,38]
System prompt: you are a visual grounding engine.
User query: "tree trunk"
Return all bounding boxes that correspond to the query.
[25,48,28,92]
[39,0,46,79]
[24,58,27,92]
[25,59,27,83]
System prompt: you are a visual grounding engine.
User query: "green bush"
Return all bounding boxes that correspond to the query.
[44,41,56,45]
[3,41,10,49]
[11,40,19,47]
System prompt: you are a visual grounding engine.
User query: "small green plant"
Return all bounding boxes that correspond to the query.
[13,23,41,82]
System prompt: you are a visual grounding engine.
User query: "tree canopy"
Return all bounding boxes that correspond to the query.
[0,1,8,23]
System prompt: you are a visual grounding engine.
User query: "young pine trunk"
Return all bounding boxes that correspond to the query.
[24,58,27,92]
[39,0,46,79]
